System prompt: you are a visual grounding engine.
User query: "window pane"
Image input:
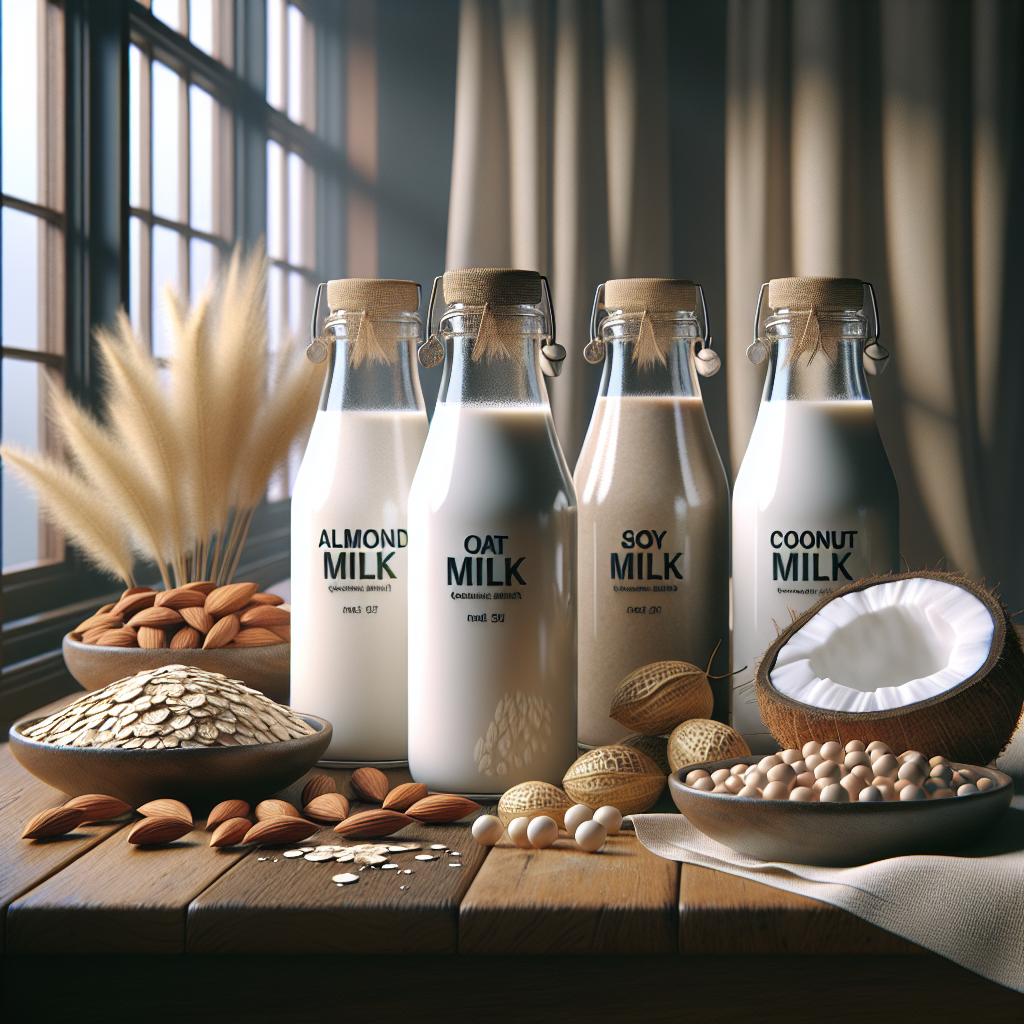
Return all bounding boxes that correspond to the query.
[2,207,40,350]
[151,0,181,33]
[267,140,286,261]
[129,44,146,209]
[190,0,214,55]
[129,215,146,339]
[267,263,285,354]
[190,237,215,305]
[1,0,39,203]
[267,0,286,112]
[151,225,182,359]
[287,151,312,269]
[190,85,214,233]
[287,3,314,130]
[288,271,311,338]
[152,61,181,222]
[2,357,45,569]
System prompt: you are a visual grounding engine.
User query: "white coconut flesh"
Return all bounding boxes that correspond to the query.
[769,579,994,713]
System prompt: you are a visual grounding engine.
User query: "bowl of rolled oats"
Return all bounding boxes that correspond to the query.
[9,665,332,808]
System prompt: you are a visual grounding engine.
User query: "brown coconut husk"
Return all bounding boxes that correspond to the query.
[755,570,1024,766]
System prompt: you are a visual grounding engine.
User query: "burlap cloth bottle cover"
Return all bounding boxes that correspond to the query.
[630,728,1024,992]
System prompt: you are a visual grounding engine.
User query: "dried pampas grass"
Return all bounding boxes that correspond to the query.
[0,246,325,587]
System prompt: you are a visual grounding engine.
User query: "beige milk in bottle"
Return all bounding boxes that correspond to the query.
[407,269,577,796]
[575,279,730,747]
[732,277,899,752]
[291,279,428,764]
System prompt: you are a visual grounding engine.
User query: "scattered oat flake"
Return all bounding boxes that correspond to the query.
[332,873,359,884]
[404,869,413,874]
[415,854,437,861]
[382,863,398,870]
[304,851,336,862]
[430,844,447,850]
[450,851,461,856]
[448,863,462,868]
[283,850,305,858]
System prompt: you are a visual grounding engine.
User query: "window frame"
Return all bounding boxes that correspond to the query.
[1,0,348,727]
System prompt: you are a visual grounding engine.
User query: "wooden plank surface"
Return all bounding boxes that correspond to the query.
[678,863,925,954]
[187,766,489,953]
[459,831,679,954]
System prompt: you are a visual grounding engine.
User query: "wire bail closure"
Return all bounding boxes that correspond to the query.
[306,282,330,363]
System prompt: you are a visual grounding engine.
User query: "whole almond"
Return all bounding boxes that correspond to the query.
[181,606,214,633]
[250,593,286,606]
[303,793,350,824]
[170,626,202,649]
[120,586,154,600]
[239,605,290,627]
[270,624,291,643]
[181,580,217,594]
[206,582,259,618]
[209,817,252,847]
[382,782,428,812]
[405,794,481,823]
[154,587,209,609]
[206,799,251,830]
[127,816,192,845]
[22,806,86,839]
[64,794,133,823]
[97,602,116,613]
[243,816,318,845]
[137,626,168,649]
[334,809,413,838]
[203,614,240,649]
[74,612,123,633]
[301,775,337,805]
[111,591,158,619]
[255,798,301,821]
[228,627,283,648]
[137,798,192,825]
[127,605,184,629]
[80,627,110,645]
[95,627,138,648]
[350,766,390,803]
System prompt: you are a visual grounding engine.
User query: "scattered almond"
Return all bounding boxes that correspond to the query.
[303,793,350,824]
[350,766,390,803]
[209,817,252,847]
[64,794,132,823]
[206,582,259,618]
[206,799,251,830]
[255,799,301,821]
[334,809,413,838]
[170,626,202,649]
[22,806,86,839]
[382,782,428,812]
[228,627,282,648]
[180,606,214,633]
[137,798,192,825]
[154,587,209,609]
[243,815,318,845]
[127,816,192,845]
[405,794,481,823]
[203,614,240,649]
[239,605,290,628]
[301,775,336,805]
[137,626,168,649]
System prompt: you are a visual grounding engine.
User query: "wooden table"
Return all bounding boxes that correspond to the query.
[2,703,1021,1024]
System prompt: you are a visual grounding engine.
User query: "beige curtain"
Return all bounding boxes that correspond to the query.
[726,0,1024,611]
[445,0,673,465]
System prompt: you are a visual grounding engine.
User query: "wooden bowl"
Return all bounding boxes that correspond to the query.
[62,633,289,704]
[9,714,331,812]
[668,757,1014,866]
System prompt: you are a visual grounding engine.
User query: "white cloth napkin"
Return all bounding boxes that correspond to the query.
[631,792,1024,992]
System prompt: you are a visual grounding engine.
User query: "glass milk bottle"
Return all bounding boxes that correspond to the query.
[732,277,899,752]
[291,279,428,764]
[407,268,576,796]
[575,279,730,747]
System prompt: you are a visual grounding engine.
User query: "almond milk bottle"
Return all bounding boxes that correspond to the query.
[732,277,900,752]
[291,279,428,764]
[575,279,730,747]
[407,269,577,796]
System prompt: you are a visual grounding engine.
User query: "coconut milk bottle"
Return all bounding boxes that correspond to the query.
[732,277,899,751]
[407,268,577,795]
[291,279,428,764]
[575,279,730,747]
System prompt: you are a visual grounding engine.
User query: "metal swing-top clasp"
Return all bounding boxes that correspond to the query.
[305,282,330,363]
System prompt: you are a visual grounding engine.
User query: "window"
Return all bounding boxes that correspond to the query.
[1,0,65,573]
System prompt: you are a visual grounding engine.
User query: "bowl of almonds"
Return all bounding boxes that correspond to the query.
[62,581,290,703]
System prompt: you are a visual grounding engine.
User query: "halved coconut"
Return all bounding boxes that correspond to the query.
[755,570,1024,765]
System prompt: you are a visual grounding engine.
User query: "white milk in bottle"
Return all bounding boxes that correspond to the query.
[291,279,428,764]
[407,269,577,796]
[575,279,730,747]
[732,277,899,751]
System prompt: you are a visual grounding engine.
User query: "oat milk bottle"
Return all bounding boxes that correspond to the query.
[575,279,730,747]
[291,279,428,764]
[407,268,576,796]
[732,277,899,752]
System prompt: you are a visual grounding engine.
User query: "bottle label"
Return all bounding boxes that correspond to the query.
[609,528,682,591]
[768,528,858,593]
[318,528,408,589]
[445,533,526,601]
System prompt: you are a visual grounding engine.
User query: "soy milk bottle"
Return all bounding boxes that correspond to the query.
[291,279,428,764]
[575,279,730,747]
[732,277,899,752]
[407,269,577,795]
